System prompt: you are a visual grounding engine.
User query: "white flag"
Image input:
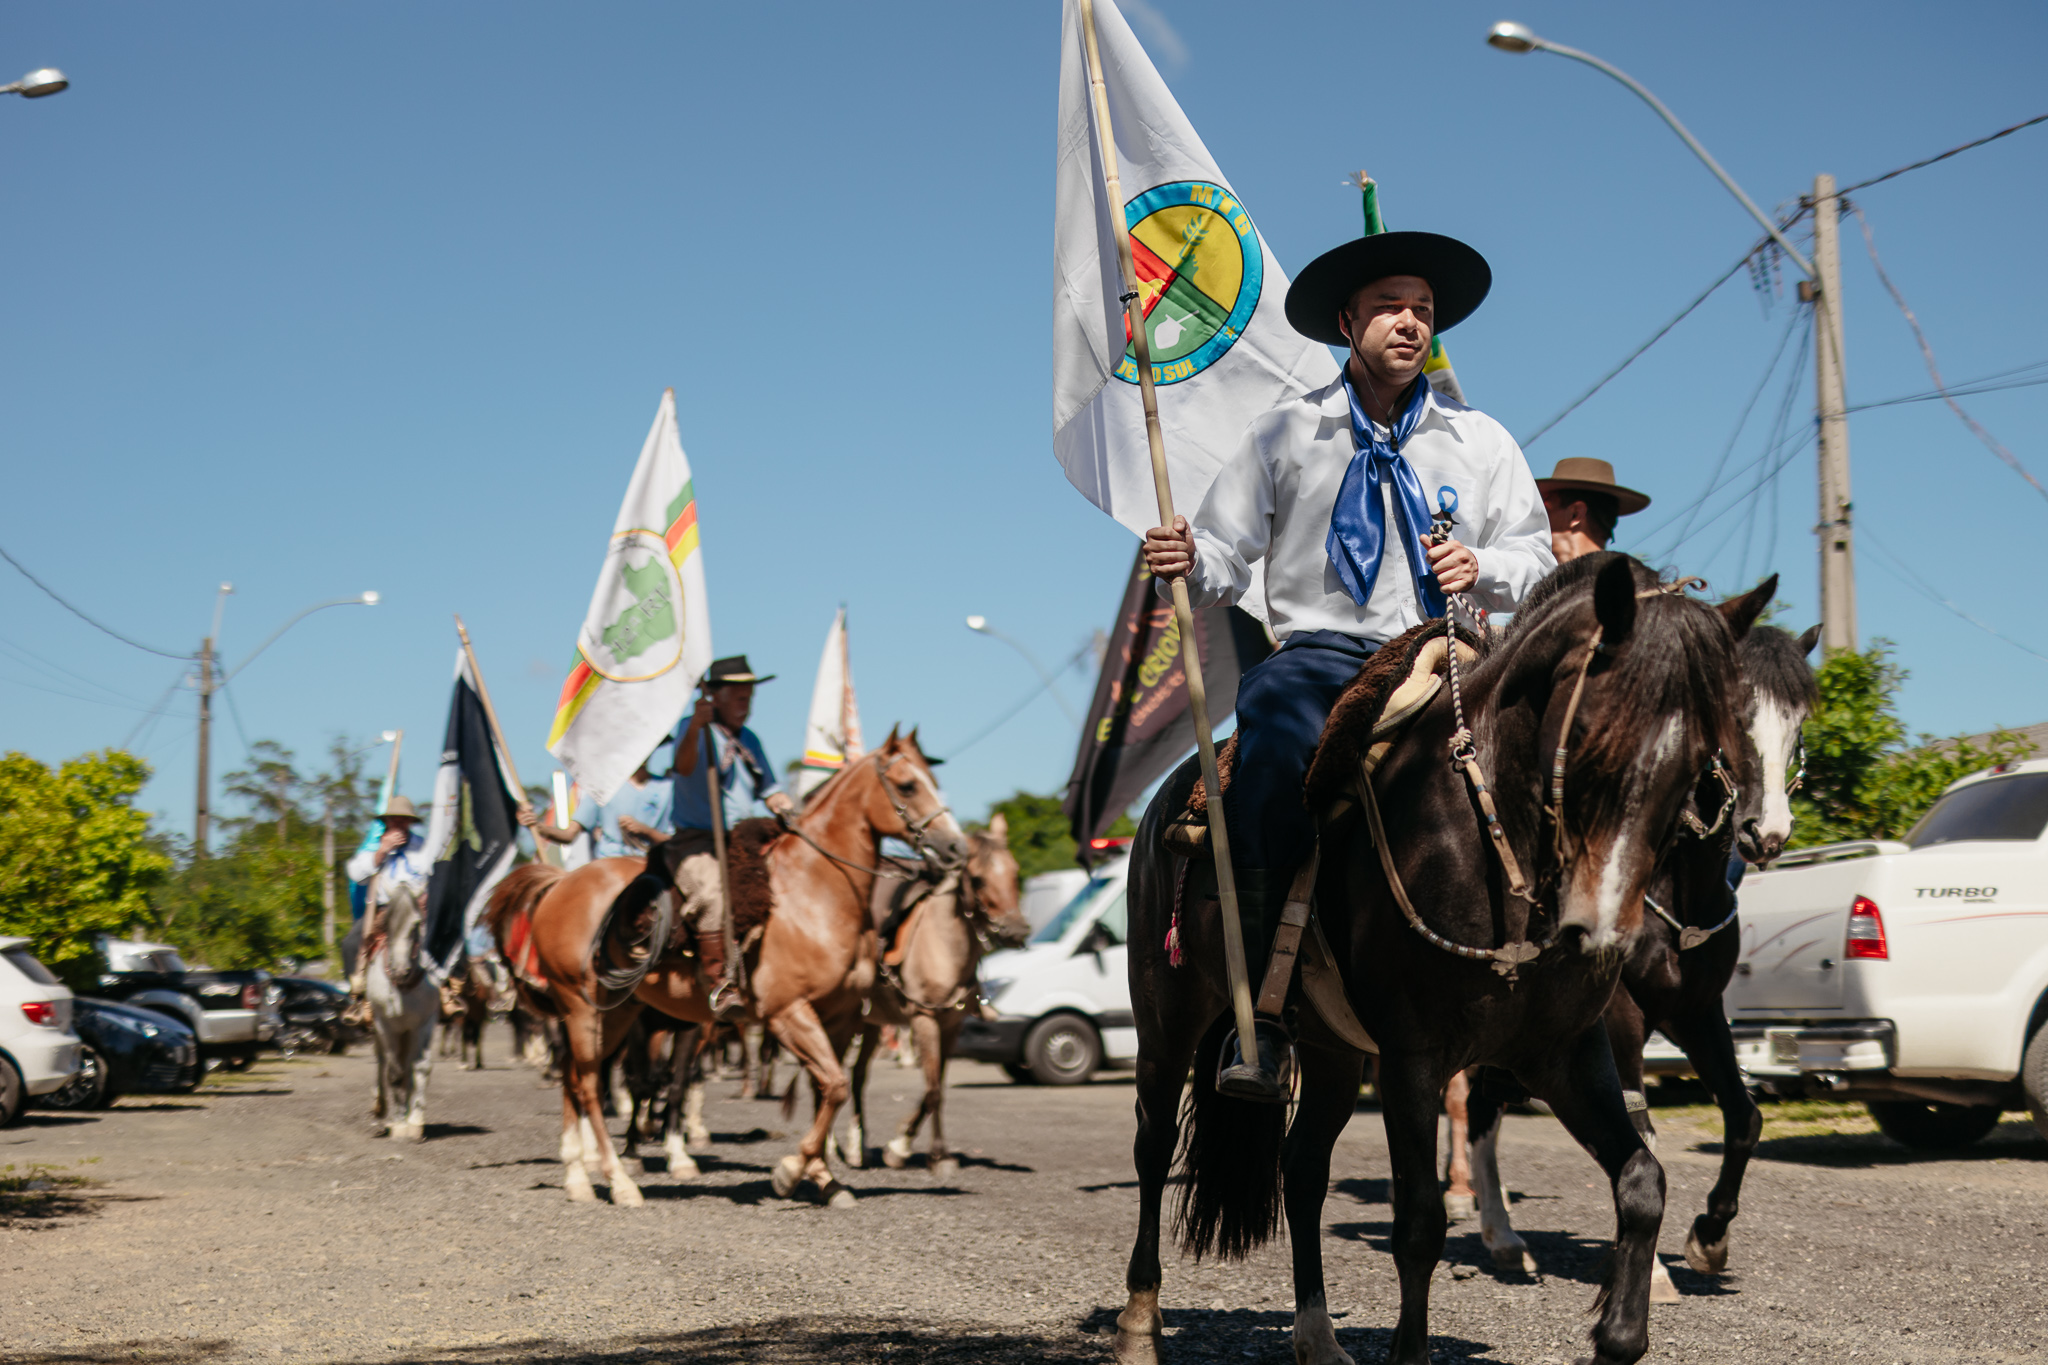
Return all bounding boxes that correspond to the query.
[547,389,713,805]
[1053,0,1337,557]
[795,608,863,800]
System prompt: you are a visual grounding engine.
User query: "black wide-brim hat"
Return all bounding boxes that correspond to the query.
[1284,231,1493,347]
[703,654,775,686]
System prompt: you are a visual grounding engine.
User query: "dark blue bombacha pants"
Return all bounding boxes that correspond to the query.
[1219,629,1380,873]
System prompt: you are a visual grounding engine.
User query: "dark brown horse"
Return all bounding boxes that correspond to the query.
[1467,614,1821,1296]
[1117,555,1766,1365]
[487,729,964,1207]
[842,816,1028,1178]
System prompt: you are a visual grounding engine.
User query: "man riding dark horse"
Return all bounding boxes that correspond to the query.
[1143,231,1555,1099]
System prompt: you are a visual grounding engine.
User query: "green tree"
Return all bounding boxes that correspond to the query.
[0,749,171,988]
[986,789,1137,878]
[1792,642,2032,847]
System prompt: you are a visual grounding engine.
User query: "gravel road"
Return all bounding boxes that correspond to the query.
[4,1024,2045,1364]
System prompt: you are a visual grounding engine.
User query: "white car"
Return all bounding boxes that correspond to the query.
[0,936,83,1125]
[1725,757,2048,1149]
[959,855,1134,1084]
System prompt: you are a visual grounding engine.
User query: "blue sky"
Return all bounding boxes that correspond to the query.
[2,0,2043,838]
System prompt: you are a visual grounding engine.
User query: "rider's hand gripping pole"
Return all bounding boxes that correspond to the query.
[1078,0,1258,1061]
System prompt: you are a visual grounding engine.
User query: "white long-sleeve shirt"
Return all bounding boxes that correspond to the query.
[1169,373,1554,641]
[345,828,431,906]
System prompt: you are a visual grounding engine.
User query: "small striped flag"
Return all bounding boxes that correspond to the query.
[546,389,713,806]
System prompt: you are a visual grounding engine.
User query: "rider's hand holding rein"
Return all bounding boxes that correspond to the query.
[1147,513,1478,596]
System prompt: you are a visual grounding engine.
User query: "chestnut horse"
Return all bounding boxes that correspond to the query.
[488,729,964,1207]
[843,816,1029,1177]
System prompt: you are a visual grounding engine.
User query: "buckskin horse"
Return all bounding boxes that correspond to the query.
[842,815,1028,1178]
[1465,612,1820,1298]
[1115,555,1768,1365]
[487,729,965,1207]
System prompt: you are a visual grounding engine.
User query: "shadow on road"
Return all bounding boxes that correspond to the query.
[1693,1119,2047,1168]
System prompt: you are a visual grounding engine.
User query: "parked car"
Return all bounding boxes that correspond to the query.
[1725,757,2048,1149]
[0,937,83,1125]
[89,937,281,1070]
[41,997,201,1109]
[272,976,355,1056]
[961,854,1134,1085]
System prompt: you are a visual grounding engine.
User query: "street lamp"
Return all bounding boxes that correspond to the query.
[1,68,68,99]
[1484,21,1811,276]
[194,589,381,857]
[965,615,1081,725]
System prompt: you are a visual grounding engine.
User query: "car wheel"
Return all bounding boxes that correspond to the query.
[1023,1013,1101,1086]
[1867,1099,2002,1151]
[222,1052,254,1072]
[0,1055,24,1127]
[42,1046,110,1111]
[2023,1019,2048,1142]
[1001,1063,1035,1085]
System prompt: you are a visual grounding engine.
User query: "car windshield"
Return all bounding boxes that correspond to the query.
[1030,873,1124,946]
[1905,772,2048,848]
[3,947,60,986]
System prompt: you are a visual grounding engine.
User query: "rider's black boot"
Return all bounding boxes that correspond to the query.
[1209,868,1296,1104]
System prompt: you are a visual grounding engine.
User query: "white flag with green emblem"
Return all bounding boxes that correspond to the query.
[547,388,712,805]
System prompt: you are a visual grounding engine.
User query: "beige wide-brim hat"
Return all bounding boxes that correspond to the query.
[378,795,421,823]
[1535,458,1651,516]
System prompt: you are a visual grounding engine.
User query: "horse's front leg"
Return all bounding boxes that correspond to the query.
[1664,1003,1760,1276]
[566,997,647,1206]
[370,1021,390,1136]
[1115,1005,1207,1364]
[659,1025,700,1178]
[764,999,856,1208]
[1530,1025,1663,1365]
[922,1013,962,1182]
[1443,1068,1475,1220]
[402,1013,435,1142]
[845,1023,879,1169]
[1467,1074,1534,1273]
[1380,1050,1451,1365]
[1287,1040,1365,1365]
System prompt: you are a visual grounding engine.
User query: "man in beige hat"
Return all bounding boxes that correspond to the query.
[343,795,431,1003]
[1534,457,1651,563]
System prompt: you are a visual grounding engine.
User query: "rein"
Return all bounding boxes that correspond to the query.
[1644,890,1740,951]
[784,750,963,878]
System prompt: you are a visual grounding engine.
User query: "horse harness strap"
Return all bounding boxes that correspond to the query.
[1253,851,1320,1017]
[1644,890,1740,950]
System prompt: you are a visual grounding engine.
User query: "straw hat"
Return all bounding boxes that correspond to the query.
[1535,458,1651,516]
[378,795,421,823]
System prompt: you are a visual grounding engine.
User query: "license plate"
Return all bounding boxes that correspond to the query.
[1768,1031,1800,1064]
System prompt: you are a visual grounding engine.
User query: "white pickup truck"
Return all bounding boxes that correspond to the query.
[1724,757,2048,1149]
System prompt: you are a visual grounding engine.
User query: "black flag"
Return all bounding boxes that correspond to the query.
[1063,547,1272,860]
[421,649,522,979]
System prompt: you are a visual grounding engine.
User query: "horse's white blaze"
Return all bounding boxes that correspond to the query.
[1750,698,1800,851]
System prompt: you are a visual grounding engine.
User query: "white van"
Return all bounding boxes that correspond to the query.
[0,937,82,1125]
[959,854,1133,1085]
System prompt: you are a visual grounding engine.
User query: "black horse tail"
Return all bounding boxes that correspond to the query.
[1172,1013,1285,1261]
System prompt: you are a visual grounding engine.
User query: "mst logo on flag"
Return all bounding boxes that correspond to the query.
[1116,180,1263,387]
[579,479,700,681]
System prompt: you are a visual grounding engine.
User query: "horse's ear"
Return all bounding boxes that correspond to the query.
[1797,623,1823,656]
[988,811,1008,840]
[906,725,922,754]
[1592,555,1637,645]
[1716,573,1776,641]
[883,723,901,748]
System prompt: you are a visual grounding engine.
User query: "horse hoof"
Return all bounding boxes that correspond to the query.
[932,1156,960,1183]
[844,1140,867,1170]
[406,1125,427,1144]
[669,1155,700,1179]
[565,1168,597,1203]
[823,1182,856,1209]
[1112,1330,1162,1365]
[771,1154,804,1199]
[1649,1257,1681,1303]
[1685,1224,1730,1276]
[610,1178,645,1208]
[1444,1190,1476,1222]
[369,1123,390,1138]
[1491,1244,1537,1274]
[882,1136,912,1170]
[687,1130,712,1153]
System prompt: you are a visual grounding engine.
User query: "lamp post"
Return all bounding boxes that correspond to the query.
[1,68,67,99]
[194,589,380,857]
[1487,21,1856,651]
[965,615,1081,725]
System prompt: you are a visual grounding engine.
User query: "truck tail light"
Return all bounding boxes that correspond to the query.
[1846,896,1889,960]
[20,1000,58,1026]
[240,983,263,1008]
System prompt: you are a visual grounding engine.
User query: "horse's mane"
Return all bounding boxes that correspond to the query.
[1740,624,1818,714]
[1508,553,1746,824]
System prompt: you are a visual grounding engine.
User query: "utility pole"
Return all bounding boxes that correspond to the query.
[194,637,214,858]
[1804,173,1858,654]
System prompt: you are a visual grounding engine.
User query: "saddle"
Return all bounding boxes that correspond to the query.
[868,857,950,966]
[1161,619,1481,859]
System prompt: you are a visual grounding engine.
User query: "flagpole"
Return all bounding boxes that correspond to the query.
[453,615,550,864]
[381,729,403,812]
[1079,0,1257,1059]
[697,685,736,1005]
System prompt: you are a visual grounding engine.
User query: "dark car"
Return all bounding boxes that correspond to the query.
[41,997,201,1109]
[272,976,356,1056]
[90,937,281,1070]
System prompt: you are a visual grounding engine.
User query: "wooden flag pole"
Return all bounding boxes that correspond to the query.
[453,615,553,865]
[382,730,404,809]
[1078,0,1258,1061]
[696,686,737,1004]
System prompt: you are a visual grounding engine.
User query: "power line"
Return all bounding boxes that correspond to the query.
[942,640,1093,759]
[1659,305,1807,552]
[123,671,192,750]
[1848,364,2048,413]
[0,541,191,659]
[1860,525,2048,667]
[1837,110,2048,198]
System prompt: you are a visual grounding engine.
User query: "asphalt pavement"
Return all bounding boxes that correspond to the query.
[2,1024,2045,1364]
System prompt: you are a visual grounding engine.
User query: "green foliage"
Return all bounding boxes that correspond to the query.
[0,749,171,989]
[151,737,379,972]
[985,789,1136,879]
[1791,642,2033,847]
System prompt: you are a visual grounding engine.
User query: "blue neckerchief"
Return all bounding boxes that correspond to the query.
[1325,371,1447,617]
